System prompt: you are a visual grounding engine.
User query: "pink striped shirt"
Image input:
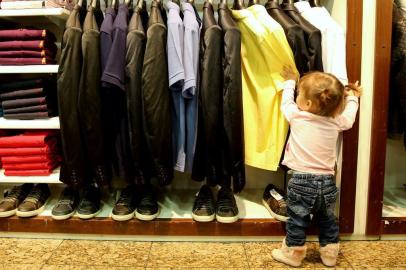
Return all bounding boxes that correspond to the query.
[281,80,359,175]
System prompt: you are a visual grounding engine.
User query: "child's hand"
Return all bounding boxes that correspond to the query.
[345,81,363,98]
[281,65,299,82]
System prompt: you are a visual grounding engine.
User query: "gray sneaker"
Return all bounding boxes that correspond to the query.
[52,187,79,220]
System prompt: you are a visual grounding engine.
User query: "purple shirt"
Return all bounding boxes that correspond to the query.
[100,7,116,74]
[101,4,129,91]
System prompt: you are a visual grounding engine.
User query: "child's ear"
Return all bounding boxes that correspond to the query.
[306,99,312,109]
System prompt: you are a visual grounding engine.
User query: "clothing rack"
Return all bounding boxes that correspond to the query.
[0,0,363,237]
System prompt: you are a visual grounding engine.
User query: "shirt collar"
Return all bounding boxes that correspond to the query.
[166,1,180,13]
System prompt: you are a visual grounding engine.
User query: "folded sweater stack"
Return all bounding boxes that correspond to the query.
[0,78,57,119]
[0,131,61,176]
[0,29,57,65]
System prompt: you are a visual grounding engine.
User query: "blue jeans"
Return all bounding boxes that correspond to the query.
[286,173,339,247]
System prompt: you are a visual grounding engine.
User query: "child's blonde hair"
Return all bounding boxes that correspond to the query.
[298,72,357,117]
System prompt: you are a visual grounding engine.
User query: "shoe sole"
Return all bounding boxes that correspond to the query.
[51,211,76,220]
[0,209,17,218]
[135,209,159,221]
[111,211,135,221]
[192,213,215,222]
[216,214,239,223]
[77,203,103,220]
[16,198,49,218]
[262,199,289,222]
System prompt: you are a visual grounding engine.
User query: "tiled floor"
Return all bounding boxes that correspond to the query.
[0,238,405,269]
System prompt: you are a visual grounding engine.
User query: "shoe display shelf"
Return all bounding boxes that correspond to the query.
[0,189,293,236]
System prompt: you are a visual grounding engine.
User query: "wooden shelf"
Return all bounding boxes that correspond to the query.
[0,168,61,184]
[0,116,60,129]
[0,65,59,74]
[0,8,69,18]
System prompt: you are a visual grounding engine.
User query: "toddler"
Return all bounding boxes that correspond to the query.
[272,67,362,267]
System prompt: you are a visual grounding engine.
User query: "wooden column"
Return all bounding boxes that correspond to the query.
[339,0,363,234]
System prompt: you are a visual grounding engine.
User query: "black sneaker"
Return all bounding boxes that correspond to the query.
[0,184,33,218]
[77,185,102,220]
[135,184,159,221]
[262,184,288,222]
[192,185,215,222]
[216,187,239,223]
[51,187,80,220]
[111,185,137,221]
[16,184,51,218]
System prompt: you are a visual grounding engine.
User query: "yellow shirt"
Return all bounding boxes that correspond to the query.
[231,5,298,171]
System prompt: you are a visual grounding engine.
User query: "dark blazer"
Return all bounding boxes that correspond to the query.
[57,5,89,188]
[192,1,224,187]
[78,5,110,187]
[142,0,173,186]
[265,1,310,74]
[126,6,150,184]
[218,3,245,193]
[281,2,324,71]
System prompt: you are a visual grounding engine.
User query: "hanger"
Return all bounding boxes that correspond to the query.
[136,0,142,9]
[125,0,131,6]
[207,0,213,4]
[187,0,194,4]
[233,0,244,9]
[309,0,322,7]
[91,0,97,8]
[171,0,180,6]
[221,0,227,5]
[77,0,83,6]
[247,0,257,7]
[282,0,296,4]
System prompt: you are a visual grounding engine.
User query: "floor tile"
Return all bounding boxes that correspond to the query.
[0,238,62,264]
[341,241,406,268]
[147,242,249,268]
[0,264,43,270]
[47,240,151,267]
[244,242,314,268]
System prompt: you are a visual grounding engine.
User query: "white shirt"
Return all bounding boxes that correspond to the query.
[294,1,348,85]
[281,80,359,175]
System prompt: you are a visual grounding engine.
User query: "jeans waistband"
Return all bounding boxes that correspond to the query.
[291,171,334,181]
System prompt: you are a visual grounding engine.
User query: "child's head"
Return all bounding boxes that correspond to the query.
[296,72,345,117]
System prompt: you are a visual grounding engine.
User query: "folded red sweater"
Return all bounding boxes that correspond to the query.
[0,141,58,156]
[1,154,61,164]
[4,169,54,176]
[2,161,58,170]
[0,131,57,148]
